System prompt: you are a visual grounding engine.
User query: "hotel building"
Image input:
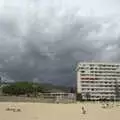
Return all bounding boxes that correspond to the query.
[76,62,120,100]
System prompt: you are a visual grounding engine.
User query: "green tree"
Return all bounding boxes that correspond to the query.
[2,82,69,96]
[76,93,83,101]
[2,82,44,96]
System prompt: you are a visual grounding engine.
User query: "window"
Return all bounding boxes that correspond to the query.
[91,88,94,91]
[81,71,85,73]
[90,67,93,70]
[81,67,84,69]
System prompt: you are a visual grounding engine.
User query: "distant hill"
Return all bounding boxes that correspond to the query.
[1,81,74,96]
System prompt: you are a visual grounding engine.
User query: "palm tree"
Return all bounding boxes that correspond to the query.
[76,93,83,101]
[85,92,91,101]
[32,84,38,97]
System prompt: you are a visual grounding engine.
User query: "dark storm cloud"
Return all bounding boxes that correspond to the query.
[0,0,120,85]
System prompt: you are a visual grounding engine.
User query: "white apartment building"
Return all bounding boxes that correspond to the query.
[76,62,120,100]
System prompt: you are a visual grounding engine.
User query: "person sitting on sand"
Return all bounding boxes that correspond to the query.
[106,103,109,108]
[6,106,21,112]
[13,108,21,112]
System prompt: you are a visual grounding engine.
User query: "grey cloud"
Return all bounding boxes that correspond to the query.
[0,0,120,85]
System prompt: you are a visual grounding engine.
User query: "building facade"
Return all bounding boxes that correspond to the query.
[76,62,120,100]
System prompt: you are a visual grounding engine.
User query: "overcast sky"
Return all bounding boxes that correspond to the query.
[0,0,120,85]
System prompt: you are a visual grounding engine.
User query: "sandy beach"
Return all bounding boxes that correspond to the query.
[0,102,120,120]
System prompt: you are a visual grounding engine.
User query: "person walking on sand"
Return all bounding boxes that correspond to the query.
[82,106,86,114]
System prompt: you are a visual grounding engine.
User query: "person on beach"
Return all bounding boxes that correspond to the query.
[82,106,86,114]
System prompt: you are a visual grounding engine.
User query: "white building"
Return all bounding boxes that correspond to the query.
[76,62,120,100]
